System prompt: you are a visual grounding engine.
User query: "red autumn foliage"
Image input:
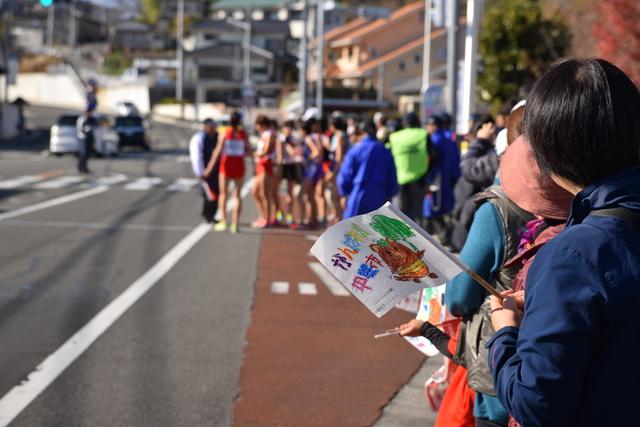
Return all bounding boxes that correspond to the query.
[594,0,640,85]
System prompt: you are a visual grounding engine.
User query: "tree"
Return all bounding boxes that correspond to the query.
[140,0,161,25]
[370,215,418,250]
[478,0,570,113]
[594,0,640,86]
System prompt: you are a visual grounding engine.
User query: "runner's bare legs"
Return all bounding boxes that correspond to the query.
[218,174,229,224]
[231,179,242,227]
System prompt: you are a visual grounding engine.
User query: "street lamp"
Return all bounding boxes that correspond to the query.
[225,16,252,89]
[176,0,184,119]
[225,14,254,128]
[420,0,432,125]
[315,0,335,117]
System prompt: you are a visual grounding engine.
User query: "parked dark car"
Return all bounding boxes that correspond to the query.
[115,115,149,151]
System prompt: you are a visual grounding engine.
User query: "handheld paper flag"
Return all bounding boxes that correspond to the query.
[310,202,465,318]
[200,181,217,201]
[404,286,447,356]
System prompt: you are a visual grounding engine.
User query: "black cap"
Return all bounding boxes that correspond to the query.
[202,118,216,126]
[426,115,443,126]
[403,112,420,128]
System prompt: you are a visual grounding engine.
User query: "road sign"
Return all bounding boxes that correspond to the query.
[242,84,256,108]
[422,85,445,119]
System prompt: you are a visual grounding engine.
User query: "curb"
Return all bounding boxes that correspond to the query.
[151,114,200,130]
[373,355,441,427]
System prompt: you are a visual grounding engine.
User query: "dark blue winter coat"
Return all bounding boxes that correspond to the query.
[487,166,640,427]
[337,136,398,218]
[423,129,461,217]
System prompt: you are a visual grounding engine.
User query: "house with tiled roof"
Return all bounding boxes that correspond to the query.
[309,0,464,112]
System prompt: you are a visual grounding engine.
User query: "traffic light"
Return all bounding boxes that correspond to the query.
[40,0,54,7]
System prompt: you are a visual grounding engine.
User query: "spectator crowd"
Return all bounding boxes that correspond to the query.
[190,58,640,427]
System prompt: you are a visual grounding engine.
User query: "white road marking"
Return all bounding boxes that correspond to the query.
[240,177,254,200]
[270,281,290,294]
[305,234,318,242]
[298,282,318,295]
[92,173,128,186]
[0,223,211,426]
[124,177,163,190]
[176,155,190,163]
[33,175,85,189]
[308,262,350,297]
[167,178,198,192]
[0,186,109,222]
[0,219,193,232]
[0,175,44,189]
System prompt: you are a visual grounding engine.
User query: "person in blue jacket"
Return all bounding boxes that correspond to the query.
[423,114,461,244]
[488,59,640,427]
[337,119,398,218]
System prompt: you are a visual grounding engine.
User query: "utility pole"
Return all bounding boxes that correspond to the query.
[420,0,432,125]
[242,9,253,130]
[243,9,251,87]
[47,3,55,50]
[299,0,308,112]
[315,0,324,116]
[225,15,253,125]
[461,0,481,135]
[445,0,459,130]
[2,3,10,103]
[176,0,184,119]
[68,0,76,47]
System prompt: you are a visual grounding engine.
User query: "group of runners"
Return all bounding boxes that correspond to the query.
[189,110,351,233]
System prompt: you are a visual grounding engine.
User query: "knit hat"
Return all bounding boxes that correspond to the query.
[500,135,573,220]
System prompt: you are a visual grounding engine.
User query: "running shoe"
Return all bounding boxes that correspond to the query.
[230,223,238,234]
[213,221,227,232]
[251,218,267,228]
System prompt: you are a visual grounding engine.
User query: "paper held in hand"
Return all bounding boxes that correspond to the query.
[310,202,466,318]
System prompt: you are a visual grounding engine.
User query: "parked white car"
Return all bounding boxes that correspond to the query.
[49,114,80,155]
[49,114,119,156]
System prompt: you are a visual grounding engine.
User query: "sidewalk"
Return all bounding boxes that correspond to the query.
[374,355,442,427]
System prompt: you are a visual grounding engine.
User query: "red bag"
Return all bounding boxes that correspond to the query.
[434,364,475,427]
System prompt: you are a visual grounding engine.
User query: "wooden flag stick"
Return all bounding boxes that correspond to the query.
[464,268,505,301]
[432,319,459,328]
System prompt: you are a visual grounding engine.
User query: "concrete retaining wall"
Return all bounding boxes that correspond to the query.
[6,73,151,115]
[6,73,86,110]
[97,84,151,115]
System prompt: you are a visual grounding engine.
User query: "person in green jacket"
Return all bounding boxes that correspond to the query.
[388,112,429,223]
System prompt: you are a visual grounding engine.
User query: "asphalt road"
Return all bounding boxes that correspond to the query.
[0,105,435,427]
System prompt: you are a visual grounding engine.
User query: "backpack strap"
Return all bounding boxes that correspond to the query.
[590,207,640,230]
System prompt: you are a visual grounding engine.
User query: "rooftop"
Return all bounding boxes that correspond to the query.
[191,19,290,34]
[329,1,425,47]
[212,0,290,9]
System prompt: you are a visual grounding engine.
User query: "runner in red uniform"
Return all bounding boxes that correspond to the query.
[205,111,249,234]
[251,115,277,228]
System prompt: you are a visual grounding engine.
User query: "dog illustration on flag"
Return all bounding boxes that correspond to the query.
[370,238,438,283]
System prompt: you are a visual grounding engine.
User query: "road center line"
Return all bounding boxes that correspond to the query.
[0,222,211,426]
[0,186,110,222]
